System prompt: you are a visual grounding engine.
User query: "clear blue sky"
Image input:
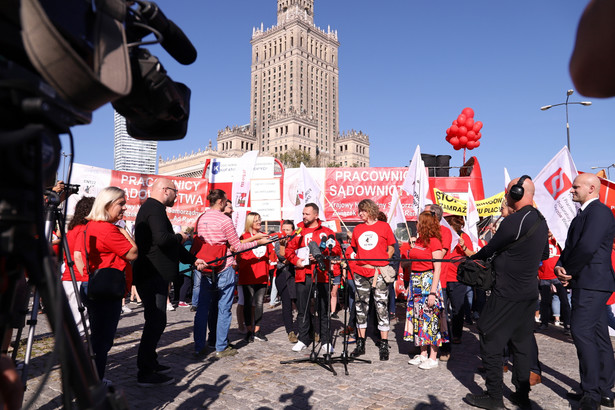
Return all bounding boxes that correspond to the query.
[62,0,615,197]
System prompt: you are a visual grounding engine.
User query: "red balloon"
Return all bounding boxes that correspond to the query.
[476,132,482,140]
[473,121,483,133]
[465,117,474,130]
[459,136,468,145]
[462,107,474,118]
[453,144,462,150]
[475,140,481,147]
[450,125,459,135]
[453,119,458,126]
[445,135,451,142]
[450,137,459,146]
[458,126,468,136]
[457,114,467,126]
[467,130,476,140]
[467,140,476,149]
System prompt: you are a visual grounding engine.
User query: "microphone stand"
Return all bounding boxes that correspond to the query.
[328,249,371,374]
[280,262,336,375]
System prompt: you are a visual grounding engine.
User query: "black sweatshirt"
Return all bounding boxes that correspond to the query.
[472,205,549,301]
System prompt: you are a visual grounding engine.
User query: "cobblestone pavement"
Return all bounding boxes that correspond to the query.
[16,301,612,409]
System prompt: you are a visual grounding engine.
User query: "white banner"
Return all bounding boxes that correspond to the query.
[209,156,274,184]
[464,183,480,249]
[293,163,326,223]
[533,146,579,248]
[387,188,405,233]
[231,151,259,234]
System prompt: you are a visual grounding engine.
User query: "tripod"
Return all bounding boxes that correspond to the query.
[328,249,371,375]
[280,264,336,375]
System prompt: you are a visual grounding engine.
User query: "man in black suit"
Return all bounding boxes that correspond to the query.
[134,178,206,387]
[556,173,615,410]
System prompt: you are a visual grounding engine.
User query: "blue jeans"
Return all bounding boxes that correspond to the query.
[194,266,236,353]
[191,269,201,307]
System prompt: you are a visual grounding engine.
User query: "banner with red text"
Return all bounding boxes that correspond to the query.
[68,163,208,228]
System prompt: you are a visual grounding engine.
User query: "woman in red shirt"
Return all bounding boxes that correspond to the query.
[75,187,137,385]
[63,196,95,335]
[350,199,396,361]
[404,211,448,370]
[237,212,276,343]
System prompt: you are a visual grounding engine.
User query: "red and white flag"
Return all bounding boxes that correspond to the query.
[533,146,578,248]
[294,163,326,223]
[402,145,429,218]
[387,188,406,233]
[231,150,259,234]
[464,183,480,249]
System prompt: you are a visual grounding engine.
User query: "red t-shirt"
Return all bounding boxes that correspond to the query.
[62,225,87,281]
[538,238,561,280]
[344,246,357,280]
[351,221,396,278]
[444,232,473,283]
[407,237,443,272]
[75,221,132,274]
[237,232,276,285]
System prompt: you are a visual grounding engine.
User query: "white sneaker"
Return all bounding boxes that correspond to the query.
[319,343,334,355]
[554,320,563,327]
[166,303,175,311]
[121,306,132,314]
[418,358,439,370]
[292,341,307,352]
[408,354,428,366]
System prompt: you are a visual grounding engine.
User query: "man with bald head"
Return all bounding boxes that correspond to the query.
[134,178,206,387]
[555,173,615,409]
[464,176,549,410]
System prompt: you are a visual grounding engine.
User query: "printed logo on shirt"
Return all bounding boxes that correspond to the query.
[548,243,560,259]
[253,245,266,258]
[303,233,313,247]
[544,168,572,201]
[358,231,379,251]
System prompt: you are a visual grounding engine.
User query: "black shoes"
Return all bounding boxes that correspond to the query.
[245,331,254,343]
[254,330,268,341]
[154,364,172,375]
[350,337,366,357]
[509,391,531,409]
[566,391,614,408]
[463,393,506,410]
[137,372,175,387]
[378,340,389,361]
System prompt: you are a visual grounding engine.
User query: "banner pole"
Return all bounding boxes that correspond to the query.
[323,194,352,233]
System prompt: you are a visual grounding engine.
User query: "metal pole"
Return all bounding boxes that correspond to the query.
[565,92,571,151]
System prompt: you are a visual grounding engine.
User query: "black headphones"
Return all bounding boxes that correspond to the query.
[508,175,531,201]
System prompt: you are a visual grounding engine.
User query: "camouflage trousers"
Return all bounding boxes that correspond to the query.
[354,272,390,332]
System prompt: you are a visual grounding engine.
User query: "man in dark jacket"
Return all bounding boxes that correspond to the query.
[134,178,206,387]
[464,176,549,410]
[556,173,615,410]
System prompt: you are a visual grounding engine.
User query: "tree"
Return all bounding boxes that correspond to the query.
[277,149,319,168]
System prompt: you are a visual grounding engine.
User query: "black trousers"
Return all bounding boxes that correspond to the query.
[275,267,296,334]
[295,275,330,345]
[571,289,615,402]
[447,282,467,340]
[136,274,169,377]
[478,295,536,399]
[539,281,570,327]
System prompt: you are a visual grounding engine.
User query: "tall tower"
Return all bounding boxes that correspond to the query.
[250,0,339,164]
[113,111,158,173]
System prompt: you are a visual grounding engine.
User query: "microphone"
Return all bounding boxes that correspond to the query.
[308,241,326,271]
[138,1,198,65]
[287,227,302,241]
[326,234,336,251]
[319,237,327,251]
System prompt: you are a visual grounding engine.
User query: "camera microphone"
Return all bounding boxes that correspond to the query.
[308,241,326,271]
[326,234,336,251]
[138,1,198,65]
[287,227,302,241]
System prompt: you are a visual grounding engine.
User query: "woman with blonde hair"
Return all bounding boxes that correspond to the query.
[75,186,137,384]
[236,212,276,342]
[404,210,448,370]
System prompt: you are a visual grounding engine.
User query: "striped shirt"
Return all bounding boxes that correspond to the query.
[196,209,255,269]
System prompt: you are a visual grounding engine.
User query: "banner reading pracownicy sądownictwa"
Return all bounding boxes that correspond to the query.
[68,163,208,227]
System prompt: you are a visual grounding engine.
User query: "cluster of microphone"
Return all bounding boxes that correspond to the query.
[307,235,336,271]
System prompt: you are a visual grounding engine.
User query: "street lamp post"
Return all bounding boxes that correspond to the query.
[590,164,615,180]
[540,89,592,152]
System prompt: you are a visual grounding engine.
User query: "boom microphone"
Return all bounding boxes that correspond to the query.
[287,227,302,241]
[138,1,198,65]
[308,241,326,271]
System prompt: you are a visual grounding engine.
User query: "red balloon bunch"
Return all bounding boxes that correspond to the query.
[445,107,483,150]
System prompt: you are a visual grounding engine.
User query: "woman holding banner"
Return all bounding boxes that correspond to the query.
[237,212,277,343]
[404,211,448,370]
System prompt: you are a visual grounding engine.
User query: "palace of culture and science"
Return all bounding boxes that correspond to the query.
[159,0,370,178]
